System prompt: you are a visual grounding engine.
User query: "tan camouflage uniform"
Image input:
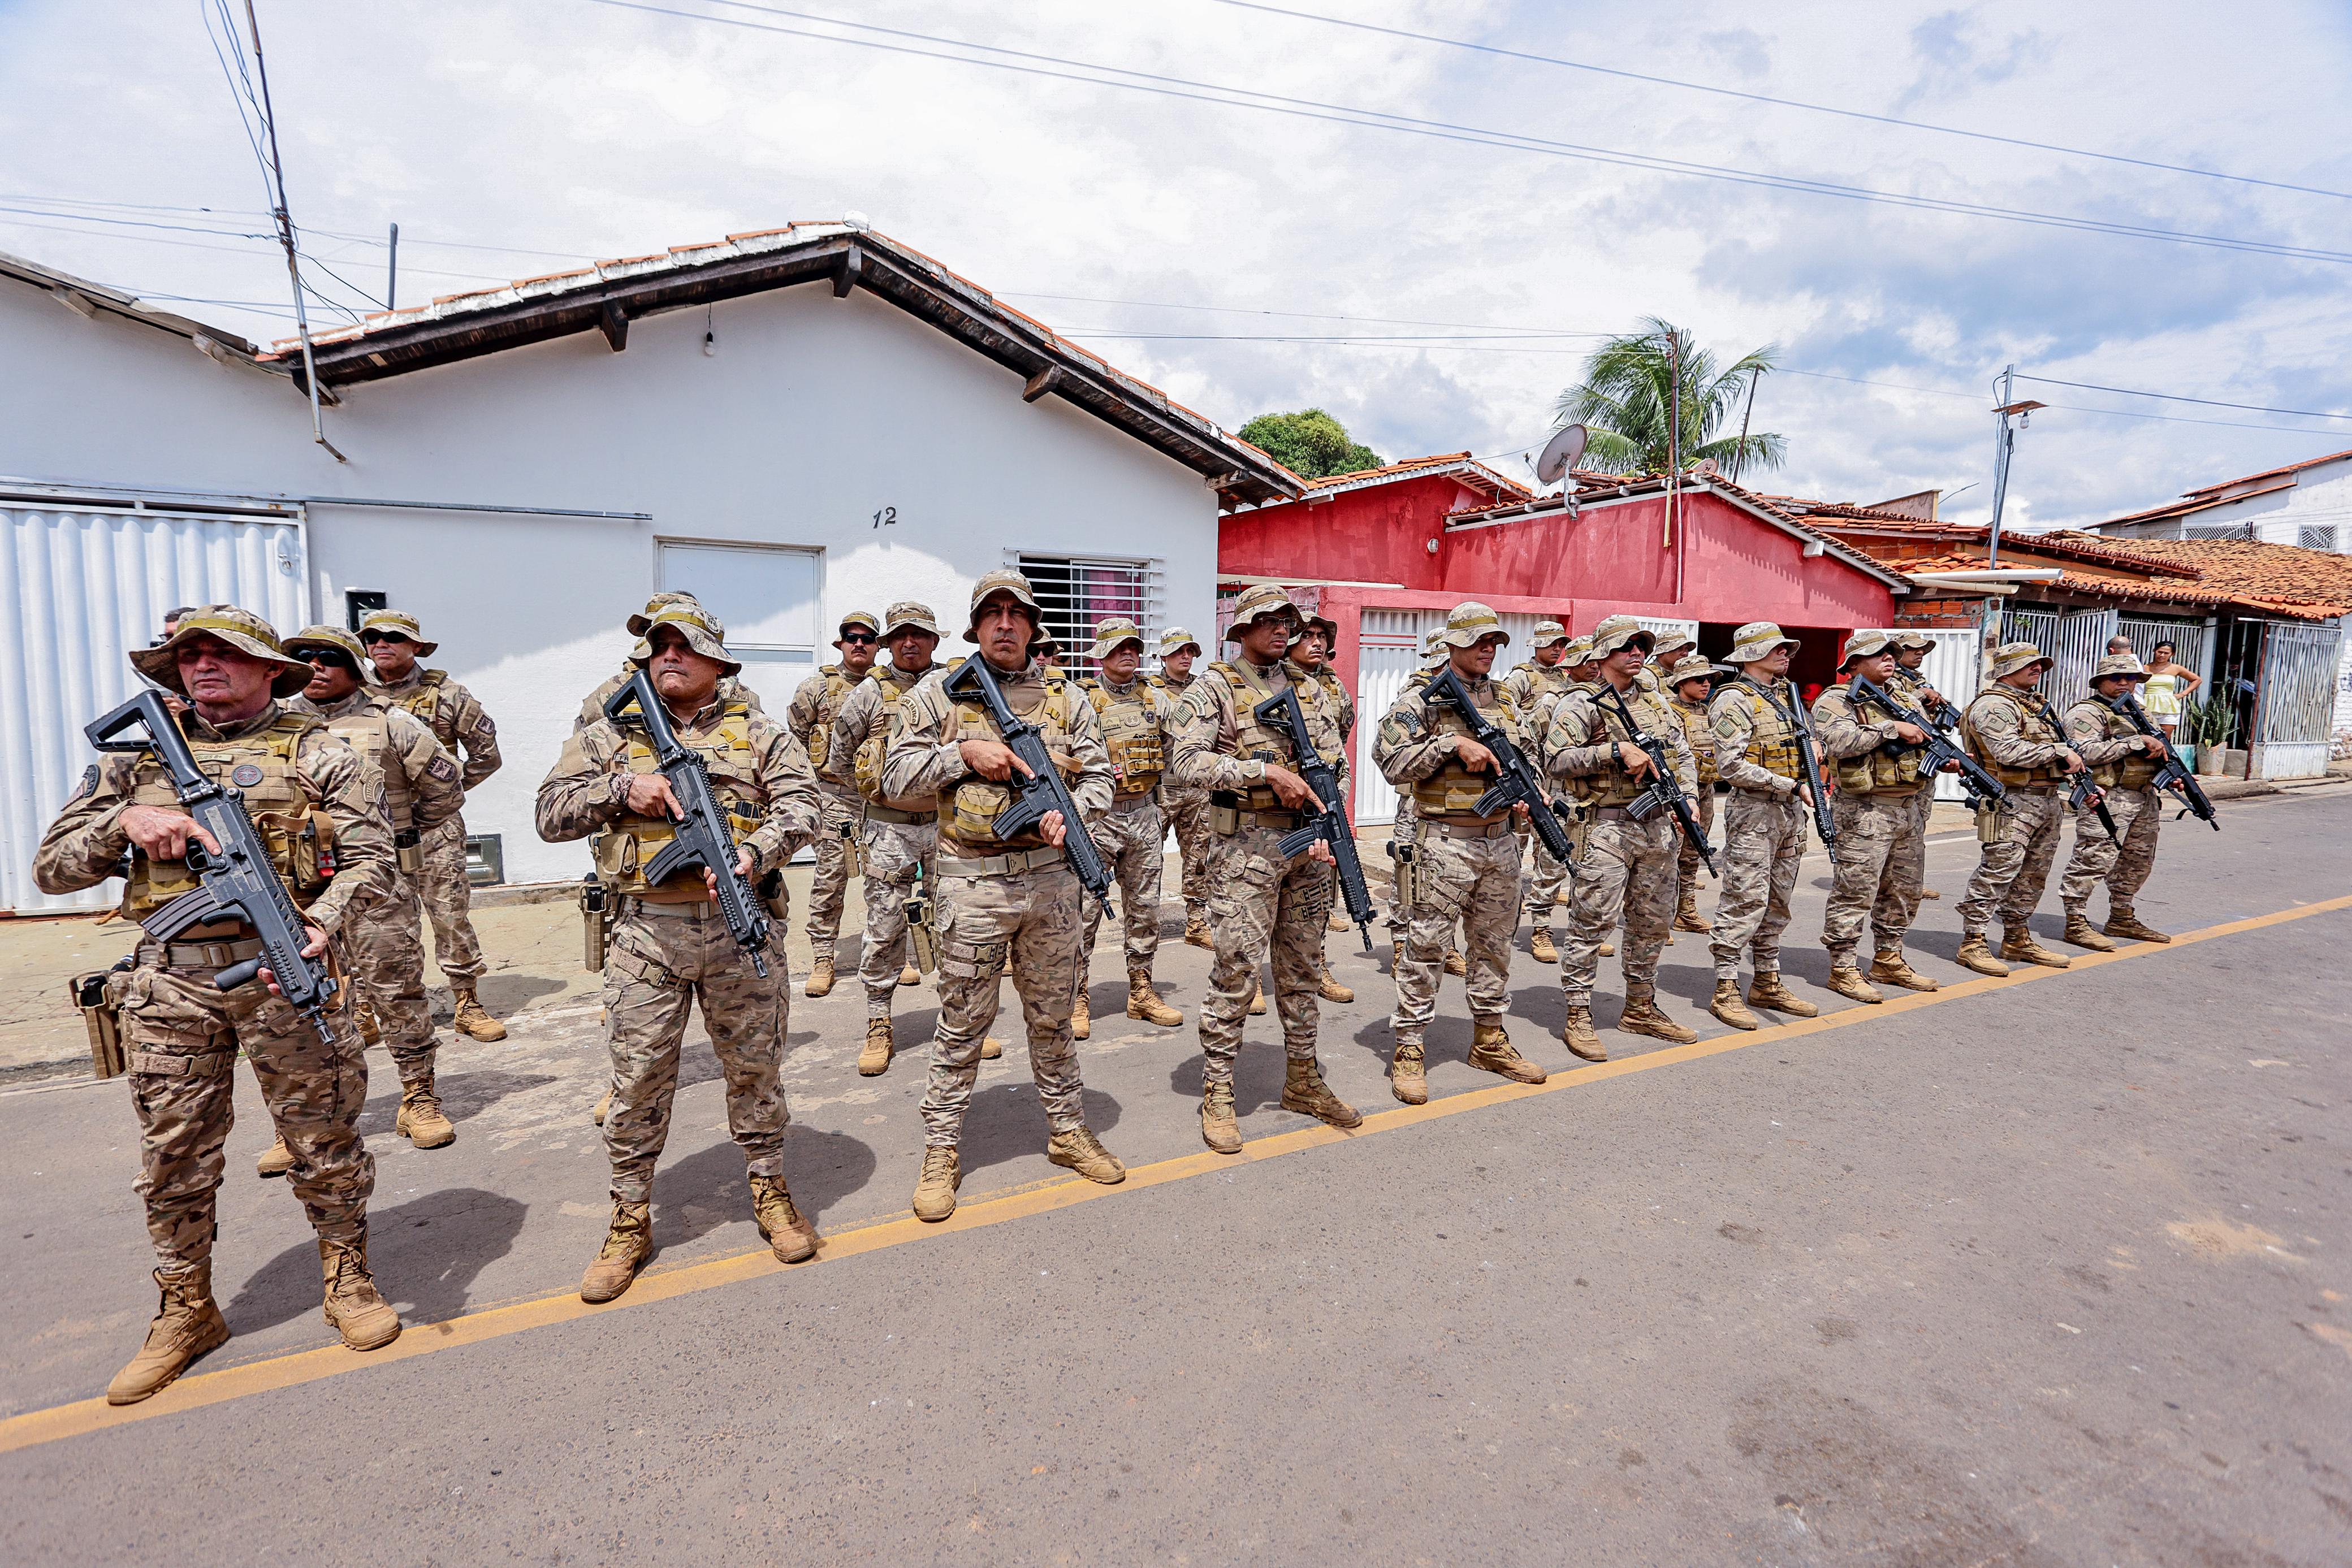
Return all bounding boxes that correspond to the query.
[1667,687,1719,920]
[1705,675,1808,984]
[376,662,499,985]
[1286,659,1358,945]
[835,659,941,1018]
[1155,667,1213,928]
[1958,678,2075,941]
[788,650,875,967]
[1884,660,1942,919]
[1546,674,1696,1006]
[2059,693,2163,922]
[1811,680,1927,967]
[1079,669,1175,968]
[580,667,764,731]
[1504,652,1577,929]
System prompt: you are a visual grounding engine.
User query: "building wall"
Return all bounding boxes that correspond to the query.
[2,278,1223,890]
[2104,455,2352,550]
[1217,473,1490,590]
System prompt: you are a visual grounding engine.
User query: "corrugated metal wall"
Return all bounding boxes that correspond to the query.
[2,503,309,912]
[2254,618,2344,779]
[1353,608,1441,825]
[1910,629,1982,801]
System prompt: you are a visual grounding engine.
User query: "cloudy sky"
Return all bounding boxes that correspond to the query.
[5,0,2350,526]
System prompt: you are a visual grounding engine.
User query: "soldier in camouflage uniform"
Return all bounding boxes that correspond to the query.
[1077,616,1185,1036]
[2057,653,2174,948]
[789,611,880,998]
[578,592,768,731]
[1887,631,1948,906]
[1168,583,1363,1153]
[1664,653,1720,936]
[1287,611,1360,1003]
[881,571,1127,1219]
[1384,628,1469,976]
[1545,635,1614,962]
[1955,643,2089,976]
[1547,616,1700,1058]
[537,603,825,1301]
[36,608,402,1403]
[1810,631,1938,1007]
[1375,602,1550,1103]
[360,609,506,1043]
[1702,624,1821,1029]
[1503,620,1576,963]
[284,626,468,1159]
[1155,627,1214,948]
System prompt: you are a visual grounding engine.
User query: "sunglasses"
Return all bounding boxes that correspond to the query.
[839,630,879,645]
[302,651,358,671]
[358,630,413,646]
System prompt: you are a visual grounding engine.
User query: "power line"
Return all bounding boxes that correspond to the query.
[588,0,2352,266]
[2014,374,2352,422]
[1207,0,2352,204]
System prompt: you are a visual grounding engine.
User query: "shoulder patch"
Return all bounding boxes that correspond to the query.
[1713,712,1744,740]
[426,754,459,783]
[72,762,99,801]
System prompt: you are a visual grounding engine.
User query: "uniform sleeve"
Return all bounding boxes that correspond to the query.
[1335,685,1356,745]
[831,681,880,781]
[301,732,396,934]
[1709,691,1797,795]
[879,682,969,804]
[747,717,824,873]
[444,682,501,789]
[1167,679,1258,793]
[1059,691,1116,822]
[32,756,139,895]
[785,673,826,748]
[2065,703,2139,764]
[393,710,468,834]
[1969,698,2069,768]
[1545,692,1616,779]
[535,725,630,843]
[1810,690,1898,762]
[1373,688,1463,785]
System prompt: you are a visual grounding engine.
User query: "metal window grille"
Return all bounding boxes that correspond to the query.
[2253,619,2345,778]
[2002,605,2112,705]
[2299,525,2340,552]
[2185,522,2251,540]
[2115,614,2216,699]
[1011,552,1164,681]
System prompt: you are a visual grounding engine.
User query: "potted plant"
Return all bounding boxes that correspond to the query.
[2184,696,2232,776]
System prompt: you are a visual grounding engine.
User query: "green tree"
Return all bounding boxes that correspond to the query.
[1239,408,1386,479]
[1553,319,1784,479]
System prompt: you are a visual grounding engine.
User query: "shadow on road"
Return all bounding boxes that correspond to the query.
[650,1119,880,1244]
[224,1187,529,1332]
[954,1084,1124,1181]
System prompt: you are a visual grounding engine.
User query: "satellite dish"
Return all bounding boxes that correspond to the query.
[1692,457,1721,479]
[1534,424,1587,488]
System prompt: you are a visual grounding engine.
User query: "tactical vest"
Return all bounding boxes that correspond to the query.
[1671,697,1719,785]
[802,664,865,774]
[1283,662,1350,772]
[591,700,766,899]
[317,705,418,835]
[2070,698,2161,790]
[1963,686,2066,788]
[1084,677,1166,797]
[1209,660,1303,811]
[1560,684,1676,808]
[1828,686,1923,796]
[1719,678,1802,785]
[944,671,1078,850]
[1413,678,1520,820]
[120,708,332,920]
[1512,661,1573,705]
[853,665,937,809]
[388,668,448,730]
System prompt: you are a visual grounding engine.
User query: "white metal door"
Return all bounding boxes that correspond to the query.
[2,501,310,912]
[1352,608,1441,825]
[658,541,822,713]
[1911,630,1982,800]
[2252,618,2343,779]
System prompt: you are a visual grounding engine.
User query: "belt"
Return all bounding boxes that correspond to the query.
[1418,816,1514,840]
[937,846,1067,877]
[126,1049,236,1079]
[1216,807,1302,833]
[632,897,718,919]
[1591,807,1645,822]
[1110,790,1161,812]
[159,937,267,969]
[865,804,937,825]
[1734,786,1802,804]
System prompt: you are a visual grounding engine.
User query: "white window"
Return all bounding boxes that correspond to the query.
[2298,525,2339,552]
[1010,551,1164,679]
[656,540,823,711]
[2185,523,2249,540]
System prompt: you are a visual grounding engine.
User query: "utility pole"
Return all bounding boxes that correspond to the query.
[1984,363,2044,569]
[243,0,345,462]
[1731,369,1759,486]
[1663,326,1680,549]
[387,221,398,311]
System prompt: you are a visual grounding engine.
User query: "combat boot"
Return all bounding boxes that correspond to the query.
[899,963,920,986]
[2000,926,2070,969]
[858,1017,893,1076]
[1560,1007,1607,1062]
[1468,1023,1546,1084]
[1316,964,1355,1004]
[749,1173,818,1263]
[395,1078,456,1149]
[1329,907,1350,933]
[107,1263,230,1405]
[2061,909,2117,952]
[1047,1125,1126,1184]
[580,1202,652,1301]
[1071,988,1091,1041]
[1921,887,1942,900]
[803,956,836,998]
[1746,972,1818,1017]
[1618,988,1698,1044]
[1673,891,1709,933]
[1529,926,1559,963]
[1443,947,1467,977]
[1709,980,1759,1031]
[1869,950,1938,992]
[911,1147,962,1222]
[1200,1081,1243,1153]
[318,1235,401,1351]
[981,1035,1004,1059]
[1127,968,1183,1026]
[1599,938,1616,958]
[1389,1041,1428,1104]
[2105,909,2171,945]
[1824,965,1883,1004]
[1954,934,2011,976]
[1248,982,1267,1016]
[257,1134,295,1177]
[1281,1058,1364,1129]
[1184,910,1213,949]
[354,997,382,1048]
[451,984,507,1042]
[591,1088,612,1125]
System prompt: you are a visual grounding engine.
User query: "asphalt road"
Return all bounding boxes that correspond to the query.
[3,786,2347,1565]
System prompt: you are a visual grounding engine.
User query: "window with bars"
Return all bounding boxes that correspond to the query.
[1010,552,1164,679]
[2185,523,2251,540]
[2298,525,2340,552]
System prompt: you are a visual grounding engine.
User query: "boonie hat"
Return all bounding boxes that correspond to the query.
[1560,635,1595,667]
[633,601,743,677]
[626,591,702,639]
[833,609,882,648]
[1988,642,2054,678]
[881,600,941,640]
[1727,621,1800,664]
[1436,602,1508,649]
[1666,653,1718,688]
[1589,614,1655,659]
[965,569,1043,643]
[357,608,438,657]
[1157,626,1203,658]
[1288,611,1338,650]
[2091,652,2151,683]
[1651,628,1698,661]
[1224,582,1299,639]
[1528,619,1570,648]
[283,624,382,686]
[131,605,314,699]
[1893,629,1937,651]
[1090,616,1148,662]
[1840,629,1898,666]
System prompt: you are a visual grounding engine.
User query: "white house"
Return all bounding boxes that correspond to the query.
[2084,447,2352,551]
[0,226,1299,911]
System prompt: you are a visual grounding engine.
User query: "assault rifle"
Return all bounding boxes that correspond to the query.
[1849,676,2007,808]
[1421,664,1580,869]
[2032,696,2120,846]
[1735,675,1836,850]
[941,656,1114,913]
[85,689,343,1042]
[2103,690,2219,830]
[604,670,775,977]
[1252,684,1376,951]
[1593,683,1716,875]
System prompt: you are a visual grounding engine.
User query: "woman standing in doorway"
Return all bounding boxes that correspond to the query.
[2142,640,2201,740]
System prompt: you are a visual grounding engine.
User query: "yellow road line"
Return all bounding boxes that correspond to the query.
[5,891,2347,1456]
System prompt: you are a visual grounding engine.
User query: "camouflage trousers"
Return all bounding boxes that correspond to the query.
[1200,824,1333,1084]
[1676,787,1719,909]
[2058,783,2161,912]
[341,875,439,1086]
[1892,782,1938,926]
[1958,789,2066,936]
[1385,794,1419,931]
[805,787,865,958]
[601,906,790,1205]
[1524,835,1572,925]
[1707,791,1805,981]
[1165,787,1213,920]
[1395,823,1520,1041]
[1822,790,1926,965]
[1080,795,1166,968]
[418,815,486,984]
[120,946,370,1272]
[1560,812,1677,1005]
[859,815,938,1016]
[922,864,1087,1147]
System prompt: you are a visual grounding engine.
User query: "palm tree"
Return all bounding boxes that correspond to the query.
[1553,318,1785,480]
